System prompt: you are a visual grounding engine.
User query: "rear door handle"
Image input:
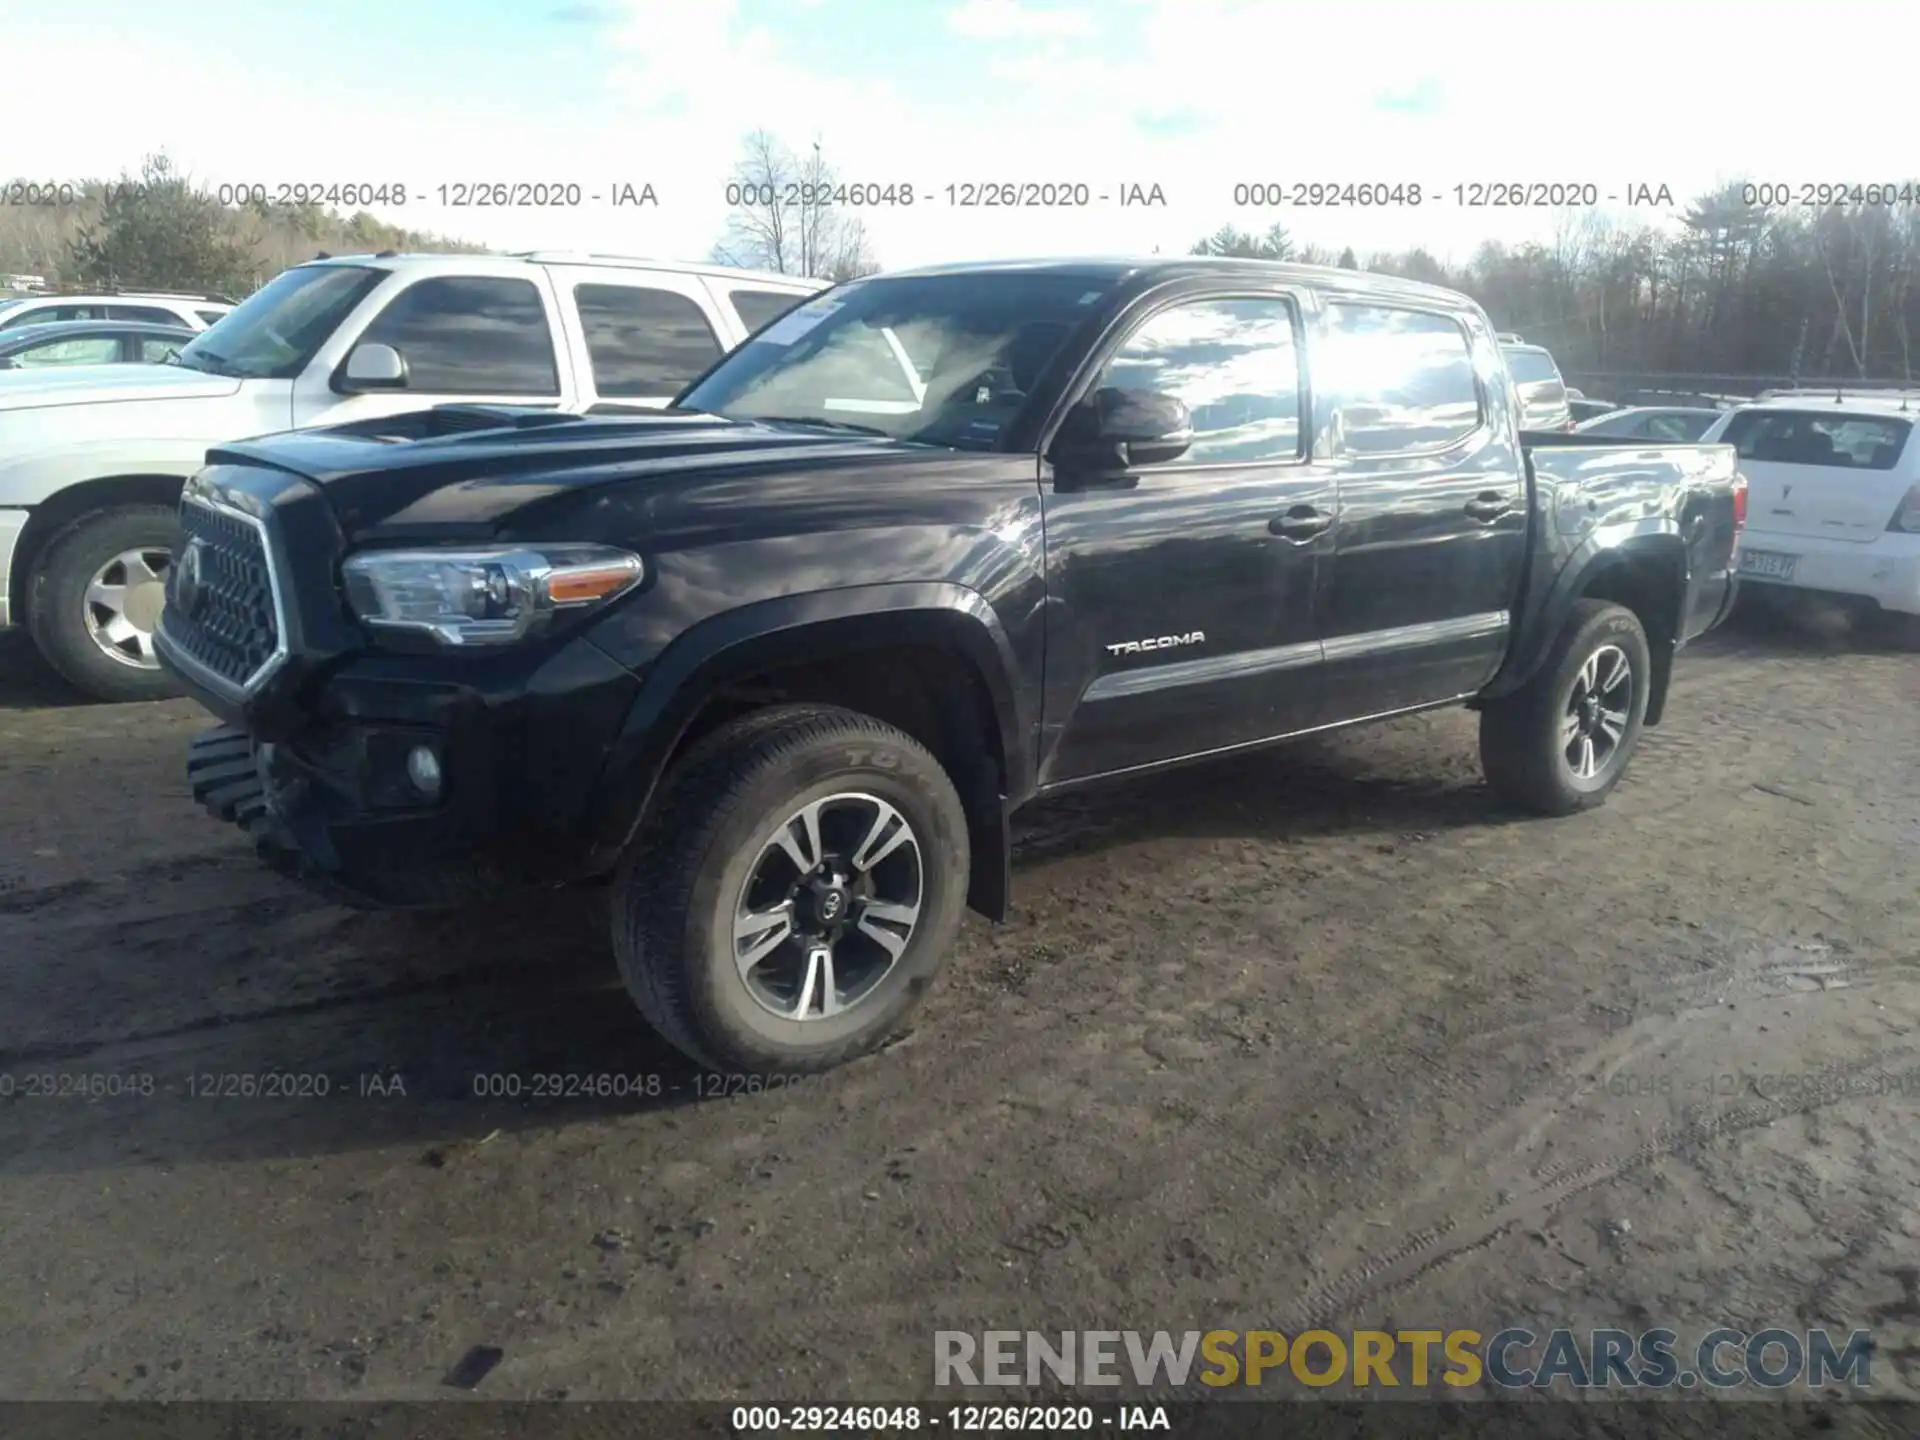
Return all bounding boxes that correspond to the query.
[1269,505,1333,541]
[1464,492,1515,522]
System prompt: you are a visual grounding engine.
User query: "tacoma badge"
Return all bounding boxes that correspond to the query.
[1105,631,1205,657]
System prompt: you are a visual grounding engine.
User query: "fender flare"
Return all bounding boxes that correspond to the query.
[1488,527,1688,722]
[584,582,1033,917]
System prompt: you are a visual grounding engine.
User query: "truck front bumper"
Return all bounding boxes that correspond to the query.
[176,637,644,909]
[0,507,28,628]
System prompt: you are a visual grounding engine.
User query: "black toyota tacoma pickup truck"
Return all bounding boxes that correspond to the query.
[154,258,1746,1074]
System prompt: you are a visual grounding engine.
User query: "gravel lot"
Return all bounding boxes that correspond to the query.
[1,612,1916,1405]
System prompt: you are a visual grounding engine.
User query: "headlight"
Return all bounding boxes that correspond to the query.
[341,544,644,647]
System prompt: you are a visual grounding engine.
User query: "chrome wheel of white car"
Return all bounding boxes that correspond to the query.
[83,546,172,669]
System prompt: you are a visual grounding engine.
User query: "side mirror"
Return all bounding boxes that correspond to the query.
[338,342,408,392]
[1049,386,1194,477]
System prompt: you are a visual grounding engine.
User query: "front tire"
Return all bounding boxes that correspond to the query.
[26,505,184,703]
[1479,600,1651,816]
[612,704,970,1074]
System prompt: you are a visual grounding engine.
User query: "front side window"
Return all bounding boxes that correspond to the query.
[178,264,383,380]
[140,335,186,362]
[679,271,1116,448]
[1720,410,1912,470]
[1324,304,1483,454]
[730,288,809,334]
[0,303,100,329]
[359,276,559,395]
[1096,296,1303,464]
[574,284,721,397]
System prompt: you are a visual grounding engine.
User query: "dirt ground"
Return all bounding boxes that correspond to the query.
[1,610,1917,1407]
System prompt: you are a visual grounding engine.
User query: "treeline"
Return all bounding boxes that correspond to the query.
[1194,185,1920,383]
[0,153,485,300]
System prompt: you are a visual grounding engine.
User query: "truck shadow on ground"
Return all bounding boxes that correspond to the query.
[0,729,1538,1175]
[0,604,1882,1176]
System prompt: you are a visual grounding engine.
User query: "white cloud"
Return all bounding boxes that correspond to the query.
[945,0,1099,39]
[4,0,1917,276]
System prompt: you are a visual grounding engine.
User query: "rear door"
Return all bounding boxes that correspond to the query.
[1318,302,1529,719]
[553,268,732,410]
[1712,408,1917,543]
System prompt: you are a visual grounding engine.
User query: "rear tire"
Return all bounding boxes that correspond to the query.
[26,505,183,703]
[611,703,970,1074]
[1479,600,1651,816]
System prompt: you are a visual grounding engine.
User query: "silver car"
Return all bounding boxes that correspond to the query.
[1500,342,1574,431]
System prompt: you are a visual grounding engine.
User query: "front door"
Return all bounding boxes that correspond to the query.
[293,272,572,429]
[1039,289,1334,785]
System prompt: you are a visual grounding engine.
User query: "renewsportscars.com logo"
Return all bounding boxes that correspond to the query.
[933,1327,1876,1391]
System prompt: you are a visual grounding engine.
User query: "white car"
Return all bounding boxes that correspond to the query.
[0,290,234,332]
[1700,393,1920,642]
[0,252,824,700]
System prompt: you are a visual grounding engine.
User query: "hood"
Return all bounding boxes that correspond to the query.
[208,407,941,542]
[0,362,243,411]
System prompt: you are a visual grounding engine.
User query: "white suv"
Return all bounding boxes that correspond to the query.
[0,252,824,700]
[0,290,234,332]
[1701,392,1920,642]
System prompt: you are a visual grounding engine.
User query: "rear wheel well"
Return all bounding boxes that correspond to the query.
[1576,552,1682,724]
[656,643,1011,919]
[10,474,184,621]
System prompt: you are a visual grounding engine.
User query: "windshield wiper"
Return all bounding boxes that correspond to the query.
[750,414,893,438]
[175,349,238,376]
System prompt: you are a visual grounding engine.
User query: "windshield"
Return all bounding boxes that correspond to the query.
[176,264,382,380]
[678,272,1117,448]
[1503,348,1561,385]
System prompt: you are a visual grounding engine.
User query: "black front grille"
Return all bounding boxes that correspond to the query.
[164,498,281,688]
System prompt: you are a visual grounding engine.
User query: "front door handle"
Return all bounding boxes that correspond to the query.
[1270,505,1333,542]
[1464,492,1515,522]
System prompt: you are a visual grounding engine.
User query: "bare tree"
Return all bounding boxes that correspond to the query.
[713,131,879,280]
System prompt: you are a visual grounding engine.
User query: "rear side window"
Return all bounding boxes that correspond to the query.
[574,284,722,397]
[110,305,183,325]
[731,288,809,334]
[360,276,559,395]
[1323,304,1483,454]
[1720,410,1912,470]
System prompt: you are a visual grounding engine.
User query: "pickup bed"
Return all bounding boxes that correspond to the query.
[155,257,1747,1074]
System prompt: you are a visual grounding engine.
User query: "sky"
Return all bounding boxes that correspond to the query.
[6,0,1917,274]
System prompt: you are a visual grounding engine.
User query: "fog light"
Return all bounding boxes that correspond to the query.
[406,744,443,797]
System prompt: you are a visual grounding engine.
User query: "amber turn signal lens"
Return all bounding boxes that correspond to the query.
[545,559,642,605]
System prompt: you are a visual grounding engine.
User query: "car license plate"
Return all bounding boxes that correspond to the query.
[1738,549,1798,582]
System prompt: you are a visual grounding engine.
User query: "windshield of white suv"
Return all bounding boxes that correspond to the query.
[175,264,383,381]
[677,272,1117,448]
